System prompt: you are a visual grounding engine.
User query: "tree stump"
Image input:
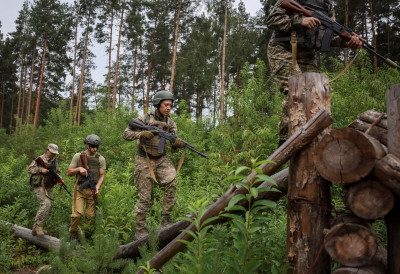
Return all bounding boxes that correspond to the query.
[344,178,394,220]
[287,72,331,274]
[314,128,386,183]
[324,215,378,267]
[385,83,400,274]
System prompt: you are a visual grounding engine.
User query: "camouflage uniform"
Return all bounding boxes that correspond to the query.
[267,0,347,140]
[122,110,179,239]
[68,152,106,239]
[28,150,61,234]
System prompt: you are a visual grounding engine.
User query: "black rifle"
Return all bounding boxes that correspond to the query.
[78,153,98,206]
[129,118,209,159]
[281,0,398,69]
[34,157,72,196]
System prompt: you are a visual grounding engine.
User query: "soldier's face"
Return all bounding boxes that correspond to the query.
[46,150,56,159]
[86,144,98,156]
[159,100,172,116]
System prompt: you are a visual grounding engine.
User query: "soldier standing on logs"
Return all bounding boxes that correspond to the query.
[266,0,363,147]
[28,144,62,236]
[67,134,106,240]
[122,90,184,240]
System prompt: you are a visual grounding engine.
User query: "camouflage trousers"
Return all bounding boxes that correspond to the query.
[267,41,319,140]
[134,154,177,238]
[33,186,53,230]
[69,187,96,238]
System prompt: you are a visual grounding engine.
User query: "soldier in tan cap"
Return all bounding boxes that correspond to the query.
[28,143,62,236]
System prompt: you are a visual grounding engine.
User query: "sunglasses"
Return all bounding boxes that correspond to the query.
[89,144,99,149]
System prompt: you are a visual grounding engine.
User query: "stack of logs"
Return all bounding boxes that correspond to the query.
[313,110,400,273]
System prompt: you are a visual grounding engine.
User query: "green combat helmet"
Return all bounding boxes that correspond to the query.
[153,90,174,107]
[84,134,102,146]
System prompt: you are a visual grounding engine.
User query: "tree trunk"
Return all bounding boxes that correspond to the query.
[9,88,15,133]
[17,59,24,129]
[131,48,137,113]
[112,0,126,108]
[107,7,114,110]
[220,0,228,120]
[344,178,394,220]
[325,214,378,267]
[287,72,331,274]
[21,63,27,124]
[70,15,79,123]
[137,109,333,273]
[169,0,182,93]
[385,83,400,274]
[75,13,91,126]
[368,0,377,73]
[343,0,349,65]
[33,34,48,128]
[145,21,157,111]
[26,39,36,125]
[373,154,400,195]
[314,127,386,183]
[0,83,4,128]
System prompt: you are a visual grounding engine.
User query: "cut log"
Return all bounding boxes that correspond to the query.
[332,246,387,274]
[344,178,394,220]
[324,214,378,267]
[138,109,333,273]
[287,72,332,274]
[1,222,60,250]
[114,168,288,259]
[374,153,400,195]
[348,119,387,146]
[358,110,388,129]
[314,128,386,183]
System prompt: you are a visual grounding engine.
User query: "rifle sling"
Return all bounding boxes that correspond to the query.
[331,50,360,82]
[176,151,186,175]
[142,145,159,184]
[40,174,53,201]
[290,30,298,67]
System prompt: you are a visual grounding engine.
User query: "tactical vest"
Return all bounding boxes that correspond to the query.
[138,112,174,157]
[77,152,101,184]
[30,158,57,188]
[273,0,331,50]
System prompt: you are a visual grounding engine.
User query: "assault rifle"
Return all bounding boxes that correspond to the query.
[79,153,98,206]
[129,118,209,159]
[34,157,72,196]
[281,0,398,68]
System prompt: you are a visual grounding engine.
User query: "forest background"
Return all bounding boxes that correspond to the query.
[0,0,400,273]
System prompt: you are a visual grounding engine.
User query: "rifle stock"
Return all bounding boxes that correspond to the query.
[34,157,72,196]
[129,118,209,158]
[281,0,398,69]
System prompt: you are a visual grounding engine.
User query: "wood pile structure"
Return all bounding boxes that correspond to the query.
[4,73,400,274]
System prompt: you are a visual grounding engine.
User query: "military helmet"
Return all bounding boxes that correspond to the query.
[84,134,102,146]
[153,90,174,107]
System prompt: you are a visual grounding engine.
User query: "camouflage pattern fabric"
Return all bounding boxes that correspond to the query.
[267,41,319,140]
[133,154,177,238]
[69,187,96,238]
[33,187,53,230]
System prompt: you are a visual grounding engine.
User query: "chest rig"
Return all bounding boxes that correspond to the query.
[77,152,101,184]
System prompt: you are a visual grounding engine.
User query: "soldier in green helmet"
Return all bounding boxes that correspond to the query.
[122,90,184,240]
[67,134,106,240]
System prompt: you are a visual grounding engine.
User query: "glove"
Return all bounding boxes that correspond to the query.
[140,130,155,140]
[172,138,184,149]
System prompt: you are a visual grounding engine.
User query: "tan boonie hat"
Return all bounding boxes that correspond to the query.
[47,144,59,154]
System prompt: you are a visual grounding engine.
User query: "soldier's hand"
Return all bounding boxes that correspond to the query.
[41,168,49,174]
[140,130,156,139]
[172,138,184,149]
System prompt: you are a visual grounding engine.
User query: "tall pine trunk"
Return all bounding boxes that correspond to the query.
[9,88,15,134]
[70,16,79,123]
[107,7,114,110]
[169,0,182,93]
[131,47,137,113]
[368,0,377,73]
[75,13,91,126]
[26,39,36,125]
[112,0,126,108]
[16,58,24,133]
[33,34,48,128]
[0,83,4,128]
[220,0,228,120]
[145,21,157,111]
